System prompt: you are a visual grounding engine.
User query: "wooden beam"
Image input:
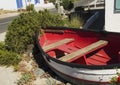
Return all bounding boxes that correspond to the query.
[43,38,74,52]
[59,40,108,62]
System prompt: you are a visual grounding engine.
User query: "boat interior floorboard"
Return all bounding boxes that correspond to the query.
[59,40,108,63]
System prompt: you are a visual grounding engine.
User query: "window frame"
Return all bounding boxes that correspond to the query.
[114,0,120,13]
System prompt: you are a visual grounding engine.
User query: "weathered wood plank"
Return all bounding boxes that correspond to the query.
[43,38,74,51]
[59,40,108,62]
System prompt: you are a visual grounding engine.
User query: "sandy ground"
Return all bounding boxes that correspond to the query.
[0,32,6,42]
[0,66,21,85]
[0,12,19,19]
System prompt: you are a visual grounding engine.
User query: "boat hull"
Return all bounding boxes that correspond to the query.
[41,53,120,85]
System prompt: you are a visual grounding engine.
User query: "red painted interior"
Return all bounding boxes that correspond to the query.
[118,51,120,62]
[39,29,120,65]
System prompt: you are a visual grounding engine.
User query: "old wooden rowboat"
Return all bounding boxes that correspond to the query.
[36,27,120,85]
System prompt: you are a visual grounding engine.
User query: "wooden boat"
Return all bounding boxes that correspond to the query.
[36,27,120,85]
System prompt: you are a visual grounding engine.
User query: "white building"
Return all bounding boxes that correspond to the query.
[82,0,120,33]
[105,0,120,32]
[0,0,55,11]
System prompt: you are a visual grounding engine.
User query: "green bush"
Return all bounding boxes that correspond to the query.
[50,0,75,10]
[5,10,64,53]
[61,0,74,11]
[5,11,41,53]
[49,0,56,4]
[0,42,21,66]
[26,4,34,11]
[0,50,21,66]
[17,72,33,85]
[17,72,34,85]
[39,10,64,28]
[0,42,6,50]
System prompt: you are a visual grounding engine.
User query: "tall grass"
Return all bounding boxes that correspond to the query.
[68,15,84,28]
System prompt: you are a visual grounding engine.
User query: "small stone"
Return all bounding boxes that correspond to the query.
[23,53,28,57]
[66,83,72,85]
[33,68,45,77]
[55,79,64,85]
[29,52,33,57]
[47,77,56,85]
[34,78,51,85]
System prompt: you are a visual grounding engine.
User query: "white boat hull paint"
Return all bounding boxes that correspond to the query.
[43,56,119,84]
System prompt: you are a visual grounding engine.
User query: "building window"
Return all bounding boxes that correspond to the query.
[35,0,40,4]
[27,0,31,2]
[115,0,120,12]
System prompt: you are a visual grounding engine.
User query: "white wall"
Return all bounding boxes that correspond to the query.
[105,0,120,32]
[0,0,53,11]
[0,0,17,10]
[39,0,44,4]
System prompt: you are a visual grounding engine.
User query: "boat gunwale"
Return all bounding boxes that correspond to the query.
[42,26,120,34]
